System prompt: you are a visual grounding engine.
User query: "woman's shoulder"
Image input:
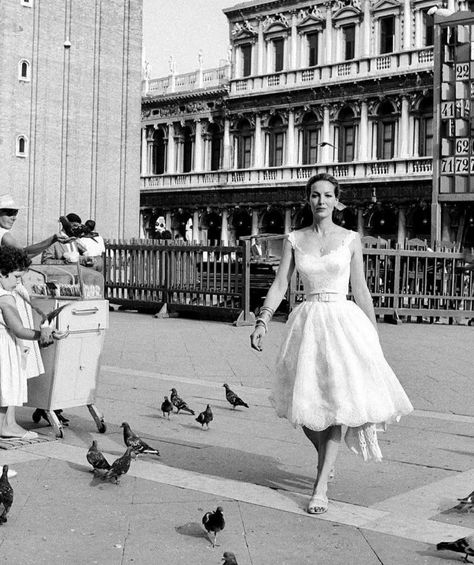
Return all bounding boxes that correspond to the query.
[338,227,359,243]
[286,227,312,247]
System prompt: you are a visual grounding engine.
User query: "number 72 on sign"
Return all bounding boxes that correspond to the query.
[441,156,474,175]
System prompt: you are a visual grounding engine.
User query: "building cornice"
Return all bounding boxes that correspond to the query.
[142,86,229,105]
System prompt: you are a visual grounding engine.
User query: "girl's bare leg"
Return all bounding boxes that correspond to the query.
[1,406,29,438]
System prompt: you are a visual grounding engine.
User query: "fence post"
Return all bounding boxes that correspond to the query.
[392,247,401,323]
[234,239,256,326]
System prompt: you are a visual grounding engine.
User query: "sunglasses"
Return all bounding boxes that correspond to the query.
[0,209,19,217]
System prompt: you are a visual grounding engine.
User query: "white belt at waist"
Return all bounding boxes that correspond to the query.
[306,292,347,302]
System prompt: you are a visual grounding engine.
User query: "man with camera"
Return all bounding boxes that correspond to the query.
[41,213,88,265]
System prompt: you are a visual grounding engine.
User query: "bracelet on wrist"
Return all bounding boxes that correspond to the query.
[255,318,268,333]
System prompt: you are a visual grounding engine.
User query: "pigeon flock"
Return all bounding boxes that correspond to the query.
[80,383,247,561]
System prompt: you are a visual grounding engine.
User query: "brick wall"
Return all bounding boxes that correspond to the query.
[0,0,142,245]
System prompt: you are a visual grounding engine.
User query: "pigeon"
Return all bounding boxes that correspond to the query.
[437,535,474,562]
[121,422,160,456]
[196,404,213,429]
[161,396,173,419]
[202,506,225,547]
[456,490,474,512]
[0,465,14,524]
[222,552,238,565]
[170,388,195,415]
[102,447,136,484]
[223,384,249,409]
[86,440,111,473]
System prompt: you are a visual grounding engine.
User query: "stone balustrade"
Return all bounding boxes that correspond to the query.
[229,48,434,95]
[144,65,231,97]
[141,157,433,190]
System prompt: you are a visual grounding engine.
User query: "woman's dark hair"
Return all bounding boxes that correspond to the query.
[305,173,340,199]
[0,246,31,276]
[85,219,96,232]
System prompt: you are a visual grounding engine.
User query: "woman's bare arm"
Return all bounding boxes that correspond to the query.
[259,238,295,312]
[349,233,377,330]
[2,231,57,259]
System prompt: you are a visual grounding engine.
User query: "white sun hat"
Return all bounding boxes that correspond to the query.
[0,194,26,210]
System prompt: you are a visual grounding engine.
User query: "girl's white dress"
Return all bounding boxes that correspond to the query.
[0,226,44,380]
[271,228,413,461]
[0,288,28,406]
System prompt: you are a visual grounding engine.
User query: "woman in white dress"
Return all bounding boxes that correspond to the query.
[250,174,413,515]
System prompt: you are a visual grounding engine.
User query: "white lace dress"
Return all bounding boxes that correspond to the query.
[271,228,413,461]
[0,288,28,406]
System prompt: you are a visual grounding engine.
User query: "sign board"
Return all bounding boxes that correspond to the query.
[435,17,474,194]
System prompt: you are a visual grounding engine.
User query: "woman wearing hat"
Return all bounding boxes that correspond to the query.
[0,194,67,258]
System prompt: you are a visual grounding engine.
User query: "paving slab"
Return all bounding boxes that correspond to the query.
[1,312,474,564]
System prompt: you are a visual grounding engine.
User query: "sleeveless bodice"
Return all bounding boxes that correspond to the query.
[288,228,356,295]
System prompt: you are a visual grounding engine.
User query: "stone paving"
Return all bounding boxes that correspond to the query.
[0,312,473,564]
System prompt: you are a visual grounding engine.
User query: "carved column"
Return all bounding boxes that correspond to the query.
[403,0,412,50]
[290,12,298,69]
[324,4,333,64]
[147,129,155,174]
[194,119,203,172]
[399,96,410,158]
[397,206,407,246]
[220,208,229,245]
[321,105,331,162]
[359,101,369,161]
[286,109,296,166]
[223,118,231,169]
[363,0,371,57]
[167,123,176,173]
[251,208,259,235]
[192,210,200,242]
[357,207,365,235]
[254,114,264,168]
[284,207,292,233]
[257,21,265,74]
[141,127,148,175]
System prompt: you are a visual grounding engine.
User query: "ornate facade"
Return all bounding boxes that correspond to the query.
[140,0,470,247]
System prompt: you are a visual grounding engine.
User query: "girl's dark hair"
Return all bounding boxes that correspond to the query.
[0,246,31,276]
[305,173,340,199]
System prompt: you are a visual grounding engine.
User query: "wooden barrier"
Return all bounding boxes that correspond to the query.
[289,247,474,320]
[104,239,474,323]
[104,239,255,325]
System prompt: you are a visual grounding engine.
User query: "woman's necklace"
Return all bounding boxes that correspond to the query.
[312,227,337,254]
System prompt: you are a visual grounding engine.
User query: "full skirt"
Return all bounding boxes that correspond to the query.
[271,300,413,433]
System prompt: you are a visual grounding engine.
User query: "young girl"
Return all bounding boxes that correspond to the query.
[0,246,54,439]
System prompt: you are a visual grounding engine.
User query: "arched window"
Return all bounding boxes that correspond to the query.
[182,126,193,173]
[235,119,253,169]
[418,97,433,157]
[337,107,356,162]
[18,59,30,81]
[376,101,397,160]
[152,128,166,174]
[301,113,321,165]
[267,115,286,167]
[208,123,222,171]
[16,135,28,157]
[261,208,284,234]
